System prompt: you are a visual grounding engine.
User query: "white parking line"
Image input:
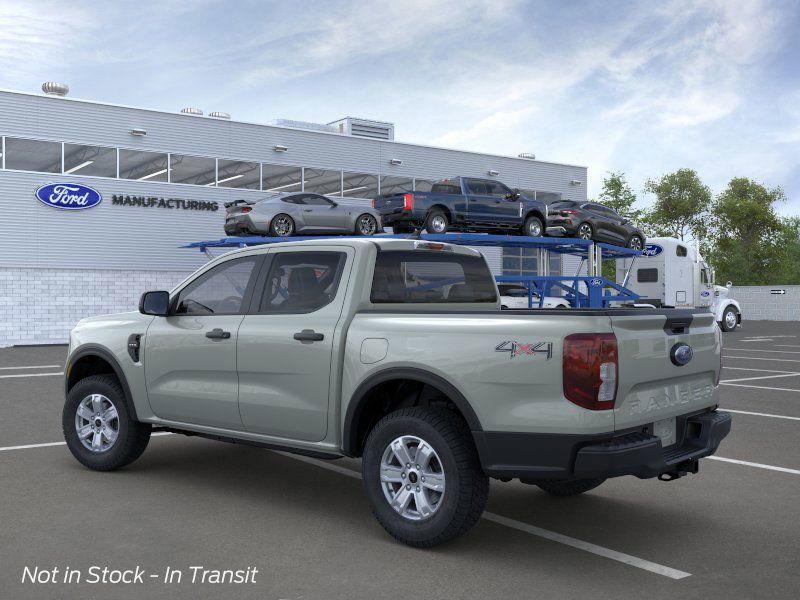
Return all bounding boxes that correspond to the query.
[726,348,800,354]
[722,367,799,374]
[721,373,800,383]
[721,409,800,422]
[773,344,800,349]
[0,432,173,452]
[0,364,62,370]
[708,456,800,475]
[721,382,800,393]
[278,451,691,579]
[0,372,64,379]
[725,356,800,364]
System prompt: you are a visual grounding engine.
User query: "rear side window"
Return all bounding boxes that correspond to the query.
[676,245,688,257]
[637,268,659,283]
[371,251,497,303]
[260,251,346,313]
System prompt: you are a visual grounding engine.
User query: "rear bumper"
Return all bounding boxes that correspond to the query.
[224,215,269,236]
[473,409,731,481]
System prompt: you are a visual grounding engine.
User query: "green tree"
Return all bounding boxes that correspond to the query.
[706,178,792,285]
[642,168,711,241]
[597,171,642,224]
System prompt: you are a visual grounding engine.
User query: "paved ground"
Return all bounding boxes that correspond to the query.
[1,322,799,599]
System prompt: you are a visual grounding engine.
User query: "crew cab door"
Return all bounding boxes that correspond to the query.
[236,246,353,441]
[464,179,518,226]
[143,255,262,429]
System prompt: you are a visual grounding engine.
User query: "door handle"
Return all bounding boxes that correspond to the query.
[293,329,324,342]
[205,328,231,340]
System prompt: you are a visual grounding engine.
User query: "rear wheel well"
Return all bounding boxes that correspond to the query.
[427,204,453,222]
[346,377,475,457]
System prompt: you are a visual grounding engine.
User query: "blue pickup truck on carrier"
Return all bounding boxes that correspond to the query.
[373,177,551,236]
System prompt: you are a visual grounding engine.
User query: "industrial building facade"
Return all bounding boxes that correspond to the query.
[0,88,587,346]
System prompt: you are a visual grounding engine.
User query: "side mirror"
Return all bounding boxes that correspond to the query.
[139,290,170,316]
[329,201,338,208]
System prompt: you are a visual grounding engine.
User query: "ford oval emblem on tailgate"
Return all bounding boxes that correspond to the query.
[35,183,102,210]
[670,343,693,366]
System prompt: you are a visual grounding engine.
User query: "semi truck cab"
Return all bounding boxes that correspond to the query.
[616,236,742,331]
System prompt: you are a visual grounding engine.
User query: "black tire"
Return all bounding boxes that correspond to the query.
[63,374,151,471]
[355,213,379,236]
[535,478,605,497]
[628,235,644,251]
[576,222,593,240]
[269,213,295,237]
[522,215,544,237]
[424,209,449,234]
[362,407,489,547]
[720,306,738,332]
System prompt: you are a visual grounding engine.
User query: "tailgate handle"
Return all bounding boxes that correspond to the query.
[664,316,692,335]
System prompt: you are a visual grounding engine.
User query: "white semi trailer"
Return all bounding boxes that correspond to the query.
[616,237,742,331]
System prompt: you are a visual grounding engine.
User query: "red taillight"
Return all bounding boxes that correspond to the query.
[403,193,414,211]
[561,209,578,215]
[563,333,618,410]
[241,207,252,213]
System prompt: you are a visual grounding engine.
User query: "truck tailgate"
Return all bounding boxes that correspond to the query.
[610,310,720,432]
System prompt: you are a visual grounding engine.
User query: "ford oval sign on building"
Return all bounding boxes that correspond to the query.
[35,183,102,210]
[642,243,663,257]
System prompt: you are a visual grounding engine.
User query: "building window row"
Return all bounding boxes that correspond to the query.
[0,136,445,198]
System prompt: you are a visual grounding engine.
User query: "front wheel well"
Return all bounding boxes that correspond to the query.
[524,210,545,224]
[344,373,480,457]
[67,354,118,392]
[426,204,453,222]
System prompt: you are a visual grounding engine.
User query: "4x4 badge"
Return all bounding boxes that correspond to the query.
[495,341,553,360]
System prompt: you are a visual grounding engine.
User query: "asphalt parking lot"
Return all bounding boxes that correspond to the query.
[1,321,799,600]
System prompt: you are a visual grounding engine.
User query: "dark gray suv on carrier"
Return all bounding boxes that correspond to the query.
[546,200,646,249]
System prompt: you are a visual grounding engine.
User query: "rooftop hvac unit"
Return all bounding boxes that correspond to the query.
[209,111,231,119]
[328,117,395,141]
[181,107,204,116]
[518,152,536,160]
[268,119,338,134]
[42,82,69,96]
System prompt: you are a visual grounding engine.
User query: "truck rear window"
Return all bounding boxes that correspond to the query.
[371,251,497,303]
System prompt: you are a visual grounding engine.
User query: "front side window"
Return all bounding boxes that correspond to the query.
[302,194,335,206]
[484,181,513,198]
[371,251,497,303]
[4,138,61,173]
[677,245,688,257]
[174,257,258,315]
[260,251,346,313]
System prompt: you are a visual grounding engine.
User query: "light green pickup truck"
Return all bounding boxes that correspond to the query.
[63,237,730,547]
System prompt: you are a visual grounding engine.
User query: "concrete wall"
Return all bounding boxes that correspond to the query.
[730,286,800,322]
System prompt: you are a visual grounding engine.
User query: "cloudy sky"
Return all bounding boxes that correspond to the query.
[1,0,799,212]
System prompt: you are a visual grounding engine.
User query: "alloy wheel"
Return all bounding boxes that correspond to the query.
[629,236,643,251]
[577,224,592,239]
[273,216,293,236]
[380,435,446,521]
[358,215,377,235]
[75,394,120,453]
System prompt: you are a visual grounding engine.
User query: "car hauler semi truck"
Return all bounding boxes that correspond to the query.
[616,237,742,332]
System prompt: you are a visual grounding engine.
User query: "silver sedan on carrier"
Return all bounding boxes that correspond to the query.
[224,192,383,237]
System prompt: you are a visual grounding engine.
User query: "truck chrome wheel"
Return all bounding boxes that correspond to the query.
[429,215,447,233]
[357,214,377,235]
[380,435,446,521]
[75,394,119,453]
